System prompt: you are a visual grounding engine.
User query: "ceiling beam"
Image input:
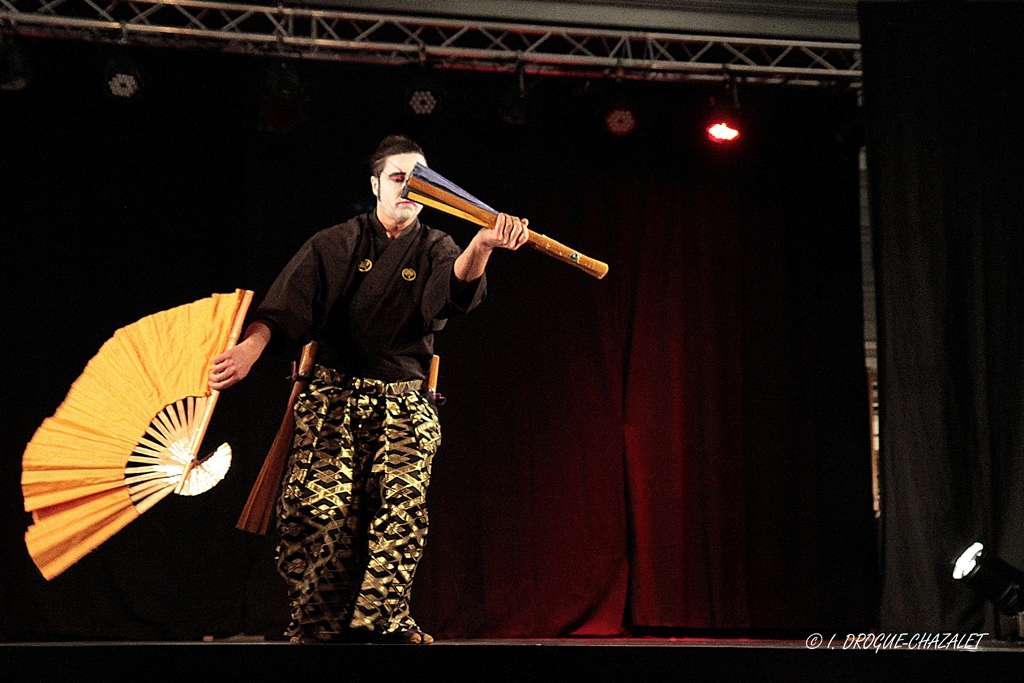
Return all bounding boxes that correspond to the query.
[0,0,861,86]
[309,1,861,42]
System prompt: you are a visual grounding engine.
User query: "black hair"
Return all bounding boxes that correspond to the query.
[369,135,425,176]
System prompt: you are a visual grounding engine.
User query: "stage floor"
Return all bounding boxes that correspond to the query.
[3,637,1022,682]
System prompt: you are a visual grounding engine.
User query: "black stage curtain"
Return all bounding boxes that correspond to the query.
[859,2,1024,636]
[0,37,876,640]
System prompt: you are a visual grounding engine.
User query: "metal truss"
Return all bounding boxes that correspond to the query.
[0,0,861,86]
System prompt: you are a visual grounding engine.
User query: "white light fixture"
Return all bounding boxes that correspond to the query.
[103,55,144,101]
[407,88,439,116]
[952,541,1024,618]
[108,72,140,99]
[405,70,444,117]
[953,542,985,580]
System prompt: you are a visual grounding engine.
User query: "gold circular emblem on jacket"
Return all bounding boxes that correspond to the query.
[402,268,417,281]
[358,259,373,272]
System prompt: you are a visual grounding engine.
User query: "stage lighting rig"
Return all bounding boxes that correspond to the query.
[601,91,639,137]
[604,106,637,136]
[108,73,139,99]
[259,60,306,133]
[953,541,1024,618]
[707,121,740,143]
[953,540,1024,639]
[102,55,144,101]
[705,73,742,144]
[0,32,31,91]
[499,62,529,126]
[408,89,438,115]
[404,71,444,117]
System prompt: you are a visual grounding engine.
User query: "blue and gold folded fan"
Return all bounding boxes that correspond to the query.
[402,163,608,279]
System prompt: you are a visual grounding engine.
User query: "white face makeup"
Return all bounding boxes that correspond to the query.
[371,152,426,233]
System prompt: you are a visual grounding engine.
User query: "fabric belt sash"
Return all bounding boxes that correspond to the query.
[313,365,423,396]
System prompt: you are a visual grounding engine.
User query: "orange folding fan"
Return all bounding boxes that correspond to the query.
[21,289,253,580]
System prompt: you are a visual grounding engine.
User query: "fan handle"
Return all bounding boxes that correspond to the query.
[174,289,254,493]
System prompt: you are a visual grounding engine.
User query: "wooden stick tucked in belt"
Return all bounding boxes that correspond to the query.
[236,341,318,535]
[428,355,440,395]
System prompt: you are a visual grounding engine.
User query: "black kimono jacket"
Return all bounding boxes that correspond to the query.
[254,212,485,381]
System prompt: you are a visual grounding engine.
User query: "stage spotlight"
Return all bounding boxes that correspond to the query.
[0,33,31,92]
[259,60,306,133]
[604,106,637,136]
[707,121,740,144]
[405,73,444,117]
[953,542,1024,616]
[108,73,139,99]
[499,62,529,126]
[103,55,144,101]
[705,74,743,144]
[408,88,438,115]
[598,87,639,136]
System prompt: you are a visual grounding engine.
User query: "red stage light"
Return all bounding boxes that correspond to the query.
[707,121,740,143]
[605,107,637,136]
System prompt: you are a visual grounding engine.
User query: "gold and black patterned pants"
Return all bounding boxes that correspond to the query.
[275,366,440,642]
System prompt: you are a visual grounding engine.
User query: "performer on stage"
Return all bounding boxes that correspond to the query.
[209,135,529,644]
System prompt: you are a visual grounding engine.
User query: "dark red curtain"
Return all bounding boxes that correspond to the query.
[1,38,878,640]
[414,91,879,635]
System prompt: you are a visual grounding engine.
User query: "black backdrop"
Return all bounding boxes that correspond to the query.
[0,34,877,641]
[860,1,1024,637]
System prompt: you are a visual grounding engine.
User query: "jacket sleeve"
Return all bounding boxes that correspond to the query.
[420,233,487,331]
[252,237,327,354]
